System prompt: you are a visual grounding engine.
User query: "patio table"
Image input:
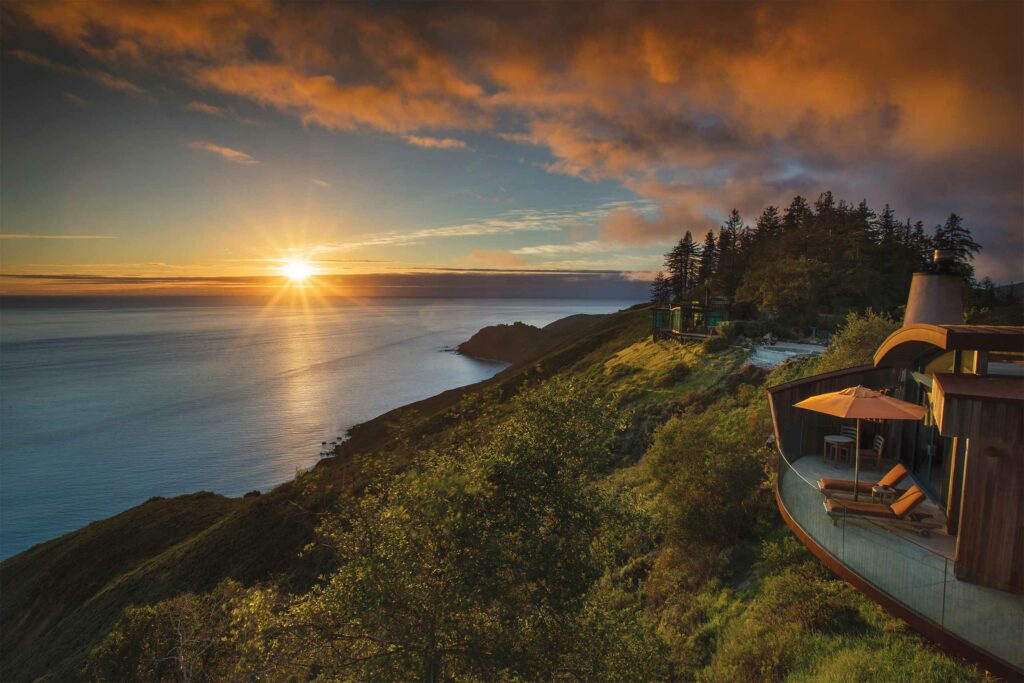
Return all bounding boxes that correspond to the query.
[824,434,854,466]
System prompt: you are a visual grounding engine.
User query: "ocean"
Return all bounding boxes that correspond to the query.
[0,297,634,559]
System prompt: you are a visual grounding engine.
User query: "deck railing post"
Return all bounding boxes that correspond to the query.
[941,557,948,628]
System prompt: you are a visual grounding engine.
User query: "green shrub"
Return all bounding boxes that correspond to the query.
[701,335,730,353]
[716,320,767,341]
[656,361,690,387]
[644,410,766,550]
[810,309,899,374]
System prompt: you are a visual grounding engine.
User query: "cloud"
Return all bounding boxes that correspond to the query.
[84,68,145,95]
[0,233,114,240]
[461,249,528,268]
[6,1,1022,277]
[307,201,648,252]
[404,135,468,150]
[510,240,609,255]
[186,141,258,164]
[8,48,146,96]
[184,101,228,117]
[193,60,488,135]
[63,92,88,107]
[311,179,330,188]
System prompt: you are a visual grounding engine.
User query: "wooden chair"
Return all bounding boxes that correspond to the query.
[834,425,857,465]
[858,435,885,469]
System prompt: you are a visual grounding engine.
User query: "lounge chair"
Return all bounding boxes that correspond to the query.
[818,462,908,497]
[823,485,929,525]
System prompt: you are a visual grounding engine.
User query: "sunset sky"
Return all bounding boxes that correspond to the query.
[1,1,1021,296]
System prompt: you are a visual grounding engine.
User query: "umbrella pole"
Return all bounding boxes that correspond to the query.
[853,418,861,502]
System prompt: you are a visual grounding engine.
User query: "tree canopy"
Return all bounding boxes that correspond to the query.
[649,192,996,327]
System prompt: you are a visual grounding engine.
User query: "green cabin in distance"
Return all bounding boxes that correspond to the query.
[652,296,730,340]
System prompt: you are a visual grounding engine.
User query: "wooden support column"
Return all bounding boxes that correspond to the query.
[971,350,988,375]
[945,437,963,536]
[954,438,1024,593]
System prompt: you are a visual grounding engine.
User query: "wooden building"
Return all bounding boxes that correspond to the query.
[767,250,1024,677]
[874,324,1024,593]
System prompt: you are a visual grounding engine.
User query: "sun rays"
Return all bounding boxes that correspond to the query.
[281,258,315,283]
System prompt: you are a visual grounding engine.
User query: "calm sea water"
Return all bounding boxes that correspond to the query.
[0,298,633,559]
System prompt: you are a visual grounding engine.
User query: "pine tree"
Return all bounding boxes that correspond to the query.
[754,206,782,240]
[933,213,981,280]
[664,232,698,302]
[650,272,671,304]
[646,193,993,327]
[912,221,931,269]
[696,230,717,300]
[876,205,899,246]
[783,196,812,232]
[715,210,745,299]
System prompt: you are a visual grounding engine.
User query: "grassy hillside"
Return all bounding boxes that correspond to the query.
[0,305,646,681]
[0,305,983,681]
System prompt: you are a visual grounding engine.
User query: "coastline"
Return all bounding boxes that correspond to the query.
[1,301,634,560]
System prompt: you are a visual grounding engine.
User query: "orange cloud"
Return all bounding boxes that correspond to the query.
[185,101,227,116]
[185,141,258,164]
[6,1,1021,266]
[194,62,488,135]
[404,135,468,150]
[8,48,146,95]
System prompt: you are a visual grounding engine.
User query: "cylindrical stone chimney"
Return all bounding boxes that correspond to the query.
[903,250,964,326]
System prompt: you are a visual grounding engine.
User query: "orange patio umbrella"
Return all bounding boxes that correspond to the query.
[794,386,927,500]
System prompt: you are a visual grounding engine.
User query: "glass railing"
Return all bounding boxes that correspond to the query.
[777,451,1024,673]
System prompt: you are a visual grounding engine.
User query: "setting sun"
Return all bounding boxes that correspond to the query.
[281,259,314,282]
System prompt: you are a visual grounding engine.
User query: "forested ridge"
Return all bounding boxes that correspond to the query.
[649,192,1018,329]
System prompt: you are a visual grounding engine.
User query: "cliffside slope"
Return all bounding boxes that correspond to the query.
[0,304,650,681]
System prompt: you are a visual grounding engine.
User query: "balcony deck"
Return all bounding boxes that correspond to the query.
[791,455,954,558]
[779,451,1024,675]
[768,363,1023,678]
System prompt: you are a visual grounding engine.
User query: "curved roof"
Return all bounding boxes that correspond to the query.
[873,324,1024,368]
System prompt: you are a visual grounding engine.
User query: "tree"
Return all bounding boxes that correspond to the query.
[753,205,782,242]
[911,220,932,269]
[664,232,699,302]
[647,194,986,324]
[876,204,899,246]
[86,580,259,683]
[714,210,746,298]
[783,196,811,232]
[696,230,718,300]
[933,213,981,281]
[735,256,827,323]
[650,272,671,304]
[277,379,622,681]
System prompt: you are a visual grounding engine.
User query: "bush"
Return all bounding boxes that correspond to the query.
[716,320,768,341]
[701,336,730,353]
[644,409,766,551]
[656,362,690,387]
[810,310,899,374]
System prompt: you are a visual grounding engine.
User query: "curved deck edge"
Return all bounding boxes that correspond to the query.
[773,475,1022,681]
